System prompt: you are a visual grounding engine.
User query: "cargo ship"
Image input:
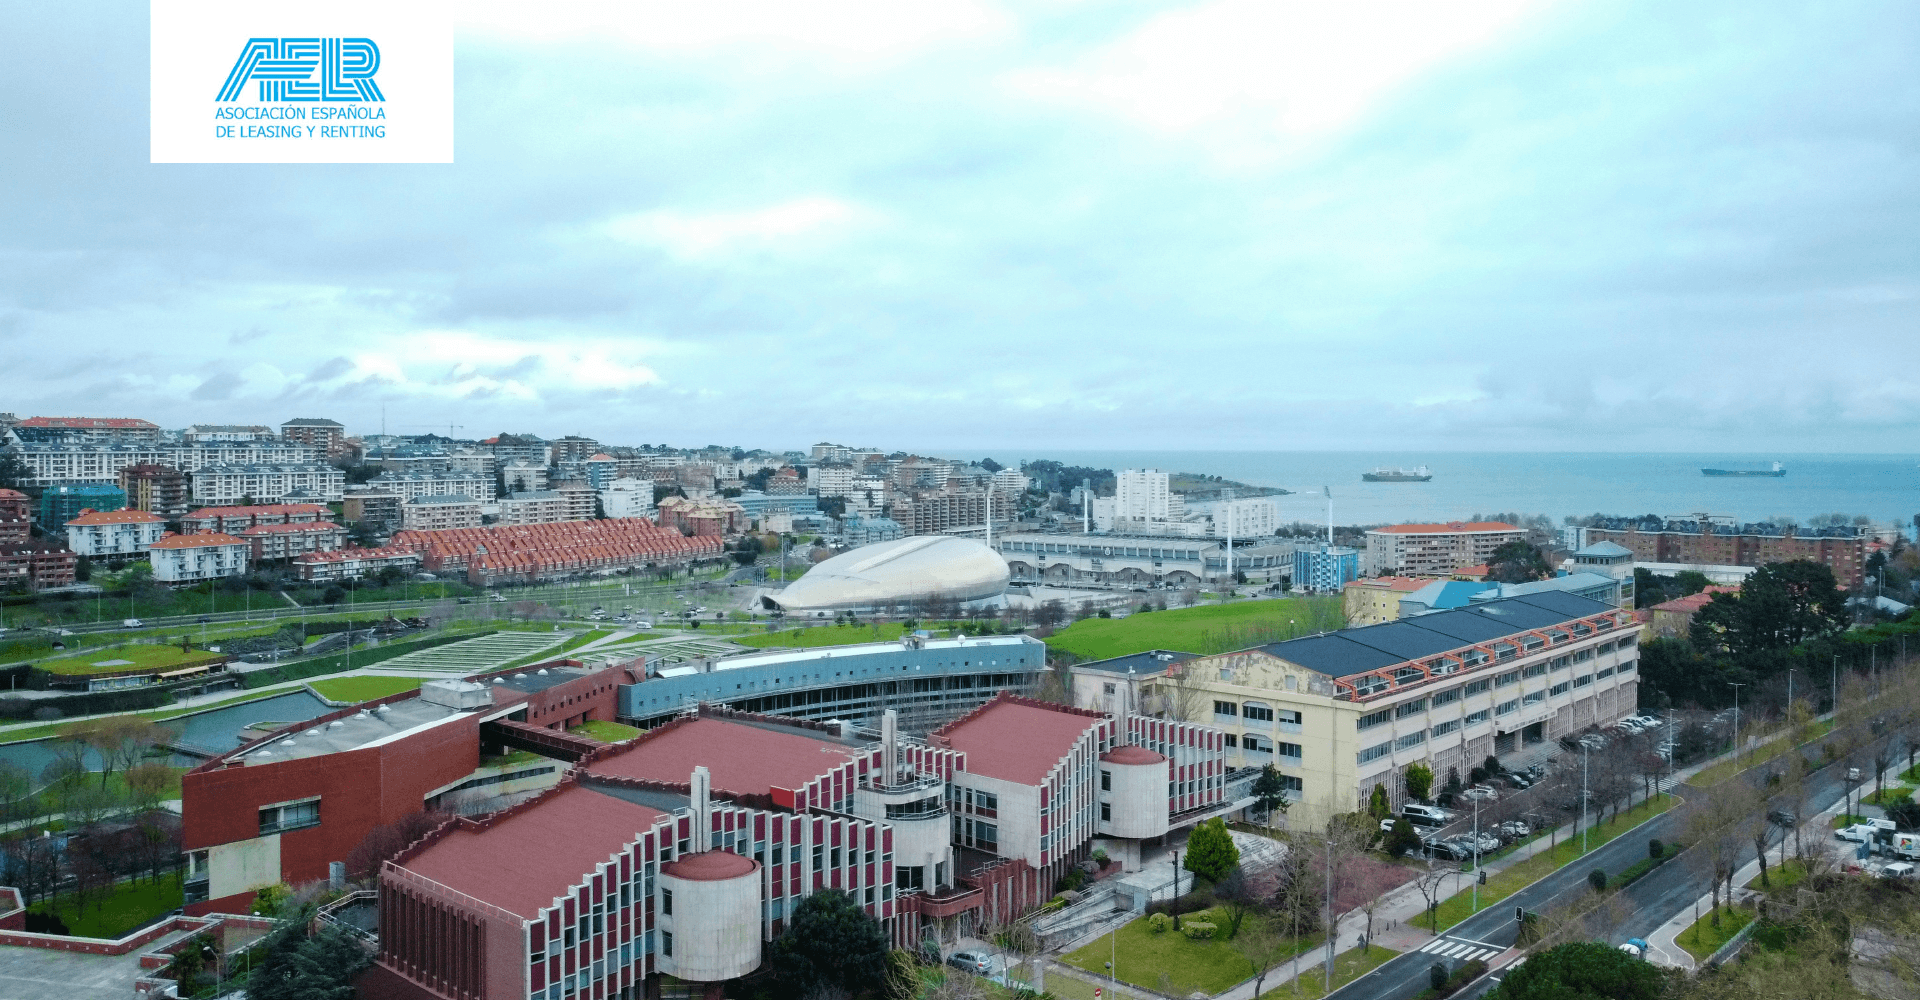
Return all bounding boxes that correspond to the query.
[1362,465,1432,482]
[1701,462,1785,478]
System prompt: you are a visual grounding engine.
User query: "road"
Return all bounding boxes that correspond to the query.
[1332,746,1859,999]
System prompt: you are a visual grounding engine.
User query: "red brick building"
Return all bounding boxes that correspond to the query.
[0,539,76,591]
[180,659,633,916]
[654,496,745,537]
[1586,519,1867,591]
[236,520,346,562]
[0,488,28,544]
[180,503,331,535]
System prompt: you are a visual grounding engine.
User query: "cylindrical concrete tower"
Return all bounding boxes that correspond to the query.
[1098,745,1171,839]
[657,850,763,983]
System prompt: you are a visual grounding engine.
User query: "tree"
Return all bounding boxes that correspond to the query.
[1487,542,1550,584]
[1183,818,1240,885]
[1487,941,1665,1000]
[344,810,453,879]
[1405,762,1434,802]
[1352,783,1384,823]
[1692,560,1849,656]
[1251,765,1292,827]
[1034,600,1067,628]
[124,762,174,813]
[0,760,32,826]
[1411,865,1452,935]
[770,889,891,997]
[248,924,371,1000]
[1383,819,1422,859]
[1231,921,1291,997]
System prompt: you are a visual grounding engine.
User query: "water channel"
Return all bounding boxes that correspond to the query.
[0,691,332,782]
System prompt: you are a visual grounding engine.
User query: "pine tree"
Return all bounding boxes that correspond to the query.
[1183,817,1241,885]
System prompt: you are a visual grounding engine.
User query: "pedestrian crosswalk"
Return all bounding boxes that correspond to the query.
[1417,936,1506,963]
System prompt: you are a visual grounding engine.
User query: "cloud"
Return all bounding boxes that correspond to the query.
[601,197,874,258]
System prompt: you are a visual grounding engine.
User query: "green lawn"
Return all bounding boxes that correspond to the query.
[1260,944,1399,1000]
[1690,720,1835,787]
[1045,597,1345,660]
[1060,910,1320,995]
[1747,859,1810,891]
[1415,794,1676,931]
[37,643,227,676]
[1831,813,1870,829]
[734,623,922,649]
[1677,905,1755,961]
[570,720,642,743]
[1864,785,1916,807]
[36,765,189,809]
[31,870,184,939]
[307,675,424,702]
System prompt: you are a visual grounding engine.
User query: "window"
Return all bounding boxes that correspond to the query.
[1431,719,1460,737]
[1277,742,1303,759]
[1279,774,1304,792]
[1496,700,1519,716]
[1357,708,1392,731]
[1101,802,1111,821]
[1394,732,1425,751]
[1100,770,1111,791]
[1223,734,1238,748]
[1618,660,1636,674]
[1213,701,1237,717]
[258,798,320,835]
[1243,735,1270,754]
[1277,709,1303,726]
[1465,709,1490,725]
[1357,742,1393,765]
[1243,703,1275,723]
[1523,691,1545,705]
[662,932,673,957]
[1522,663,1548,679]
[1550,681,1570,696]
[1431,687,1462,706]
[1495,672,1520,687]
[1574,674,1593,688]
[1597,666,1614,679]
[1464,679,1491,696]
[1395,698,1427,718]
[1573,648,1595,663]
[1599,641,1616,654]
[661,889,672,915]
[1618,633,1638,648]
[1552,655,1570,670]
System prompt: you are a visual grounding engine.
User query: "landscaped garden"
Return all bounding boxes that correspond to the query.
[30,870,184,939]
[1044,596,1346,660]
[307,675,423,702]
[570,720,642,743]
[1061,908,1321,996]
[38,643,227,676]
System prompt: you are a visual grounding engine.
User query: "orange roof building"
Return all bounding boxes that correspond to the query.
[65,508,169,559]
[149,532,251,584]
[392,518,722,587]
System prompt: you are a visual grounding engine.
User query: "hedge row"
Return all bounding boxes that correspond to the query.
[241,631,496,689]
[0,685,175,722]
[1608,843,1682,890]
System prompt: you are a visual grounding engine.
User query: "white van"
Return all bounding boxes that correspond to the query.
[1884,862,1914,879]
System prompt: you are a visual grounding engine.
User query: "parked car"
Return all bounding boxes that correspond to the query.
[1462,785,1499,802]
[1885,862,1916,879]
[1404,803,1456,826]
[1577,734,1607,751]
[945,951,1002,976]
[1838,824,1878,844]
[1424,838,1468,860]
[1618,937,1651,959]
[1498,772,1533,789]
[1497,820,1532,840]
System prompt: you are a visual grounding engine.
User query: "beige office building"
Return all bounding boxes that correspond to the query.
[1071,591,1640,829]
[1365,521,1526,576]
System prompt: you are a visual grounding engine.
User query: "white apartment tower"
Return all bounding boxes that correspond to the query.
[1114,469,1179,525]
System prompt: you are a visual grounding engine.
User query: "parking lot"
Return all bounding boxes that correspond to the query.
[375,630,576,674]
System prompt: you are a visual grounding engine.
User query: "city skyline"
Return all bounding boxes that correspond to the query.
[3,1,1916,452]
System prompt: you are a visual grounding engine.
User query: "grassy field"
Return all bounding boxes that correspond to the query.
[1747,859,1810,891]
[37,643,227,676]
[1677,906,1755,961]
[570,720,642,742]
[734,622,923,649]
[501,629,610,669]
[308,675,424,702]
[1045,597,1345,661]
[1061,910,1320,995]
[31,871,184,939]
[1865,785,1916,807]
[1260,944,1399,1000]
[1691,720,1835,787]
[1414,794,1676,931]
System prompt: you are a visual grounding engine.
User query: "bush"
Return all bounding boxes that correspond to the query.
[1148,913,1171,934]
[1649,838,1664,859]
[1430,962,1448,991]
[1588,868,1607,893]
[1181,921,1216,941]
[1092,848,1109,866]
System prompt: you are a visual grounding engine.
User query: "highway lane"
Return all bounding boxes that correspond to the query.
[1333,737,1870,999]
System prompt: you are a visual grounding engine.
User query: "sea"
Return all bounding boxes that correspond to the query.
[967,451,1920,532]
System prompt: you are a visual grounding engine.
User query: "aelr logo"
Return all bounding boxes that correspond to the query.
[215,37,383,102]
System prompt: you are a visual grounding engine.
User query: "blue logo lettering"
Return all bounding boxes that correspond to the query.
[216,38,383,102]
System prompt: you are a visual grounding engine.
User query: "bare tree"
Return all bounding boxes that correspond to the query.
[1232,920,1292,998]
[1685,782,1745,925]
[1410,864,1453,935]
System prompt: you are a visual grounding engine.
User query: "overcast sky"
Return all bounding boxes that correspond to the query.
[1,1,1915,453]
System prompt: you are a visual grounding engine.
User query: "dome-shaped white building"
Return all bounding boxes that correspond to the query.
[766,535,1009,613]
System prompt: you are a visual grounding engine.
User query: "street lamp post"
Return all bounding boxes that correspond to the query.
[1581,745,1590,855]
[1325,837,1335,994]
[1472,794,1481,912]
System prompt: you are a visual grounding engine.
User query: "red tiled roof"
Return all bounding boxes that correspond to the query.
[293,545,418,564]
[1100,746,1166,765]
[586,717,856,798]
[1651,586,1739,614]
[18,416,158,429]
[0,489,27,500]
[661,850,756,882]
[1372,522,1522,534]
[66,509,164,526]
[184,504,331,519]
[149,532,246,549]
[935,697,1102,786]
[402,785,665,918]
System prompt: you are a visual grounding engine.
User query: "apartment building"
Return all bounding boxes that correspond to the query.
[1294,544,1361,593]
[1585,516,1867,591]
[341,488,403,533]
[599,478,655,520]
[190,464,346,505]
[1365,522,1527,576]
[184,424,274,443]
[5,416,160,444]
[118,463,191,519]
[181,503,331,535]
[367,471,499,503]
[0,540,77,591]
[237,521,346,562]
[65,509,168,560]
[401,494,483,532]
[278,417,349,458]
[0,489,31,544]
[1074,590,1640,829]
[502,459,549,493]
[149,533,251,583]
[811,462,856,498]
[655,495,745,536]
[891,490,1014,537]
[292,545,424,582]
[5,441,323,488]
[500,490,570,526]
[1342,577,1436,625]
[552,480,598,521]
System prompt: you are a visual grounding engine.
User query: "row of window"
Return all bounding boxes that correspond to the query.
[1213,701,1301,725]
